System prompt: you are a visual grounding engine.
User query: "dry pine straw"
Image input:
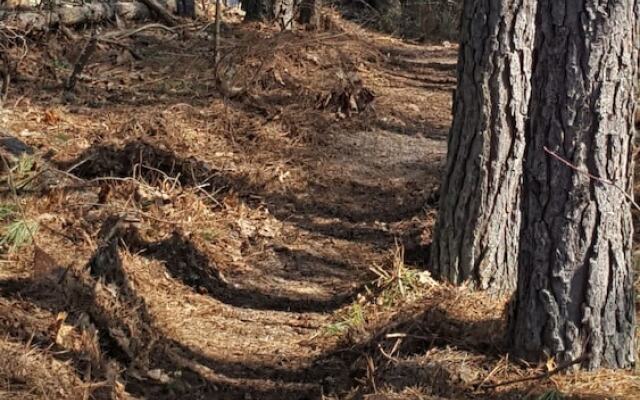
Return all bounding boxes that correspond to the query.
[0,12,639,400]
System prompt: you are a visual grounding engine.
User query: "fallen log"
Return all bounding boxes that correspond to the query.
[0,1,178,32]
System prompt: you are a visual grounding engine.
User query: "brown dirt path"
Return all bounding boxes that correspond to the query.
[0,23,457,399]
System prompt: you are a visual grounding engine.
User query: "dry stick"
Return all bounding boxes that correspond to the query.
[0,52,9,102]
[543,146,640,212]
[102,22,180,40]
[65,29,98,92]
[475,356,507,391]
[480,355,589,390]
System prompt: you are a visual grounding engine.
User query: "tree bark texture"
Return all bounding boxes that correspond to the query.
[430,0,536,293]
[510,0,638,369]
[176,0,196,18]
[298,0,320,28]
[274,0,293,30]
[241,0,273,21]
[241,0,292,29]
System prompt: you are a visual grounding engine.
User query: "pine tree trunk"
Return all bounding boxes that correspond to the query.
[509,0,638,369]
[241,0,273,21]
[176,0,196,18]
[274,0,293,30]
[430,0,536,293]
[298,0,320,28]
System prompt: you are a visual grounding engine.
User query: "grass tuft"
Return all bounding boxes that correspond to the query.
[535,390,564,400]
[1,218,39,252]
[0,204,17,220]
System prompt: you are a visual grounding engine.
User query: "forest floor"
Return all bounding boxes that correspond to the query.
[0,9,639,400]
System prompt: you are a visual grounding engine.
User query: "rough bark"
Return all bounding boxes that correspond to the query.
[176,0,196,18]
[274,0,293,30]
[430,0,536,293]
[298,0,320,28]
[241,0,273,21]
[240,0,292,29]
[509,0,638,369]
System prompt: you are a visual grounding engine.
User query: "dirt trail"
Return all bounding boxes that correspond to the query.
[0,21,462,399]
[133,42,455,398]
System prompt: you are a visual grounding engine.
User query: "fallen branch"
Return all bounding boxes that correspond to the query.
[0,1,178,32]
[102,22,179,40]
[479,354,589,390]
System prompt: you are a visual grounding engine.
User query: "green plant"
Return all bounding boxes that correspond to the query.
[56,132,71,143]
[199,228,220,241]
[15,154,35,176]
[534,390,564,400]
[1,218,38,252]
[0,204,17,220]
[325,303,366,336]
[370,242,423,306]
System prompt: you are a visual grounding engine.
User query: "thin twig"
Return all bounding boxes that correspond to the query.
[544,146,640,212]
[480,355,589,390]
[475,355,507,390]
[102,23,179,40]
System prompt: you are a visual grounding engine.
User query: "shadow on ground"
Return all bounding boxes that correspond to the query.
[0,221,558,399]
[54,139,440,249]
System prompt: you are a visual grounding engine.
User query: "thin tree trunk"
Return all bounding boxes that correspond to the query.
[214,0,221,65]
[430,0,536,293]
[64,29,98,93]
[509,0,638,369]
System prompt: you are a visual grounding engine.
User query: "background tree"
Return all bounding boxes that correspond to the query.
[430,0,536,293]
[241,0,293,29]
[176,0,196,18]
[298,0,320,28]
[241,0,274,21]
[510,0,638,369]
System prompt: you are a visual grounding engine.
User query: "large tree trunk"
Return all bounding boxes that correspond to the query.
[298,0,320,28]
[175,0,196,18]
[509,0,638,369]
[241,0,292,29]
[273,0,293,30]
[241,0,273,21]
[430,0,536,293]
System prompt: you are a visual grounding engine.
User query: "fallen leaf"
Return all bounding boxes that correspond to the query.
[237,218,257,238]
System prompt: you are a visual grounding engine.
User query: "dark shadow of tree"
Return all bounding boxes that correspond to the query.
[54,139,440,251]
[0,229,606,399]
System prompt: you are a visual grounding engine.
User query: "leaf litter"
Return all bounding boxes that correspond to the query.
[0,7,638,400]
